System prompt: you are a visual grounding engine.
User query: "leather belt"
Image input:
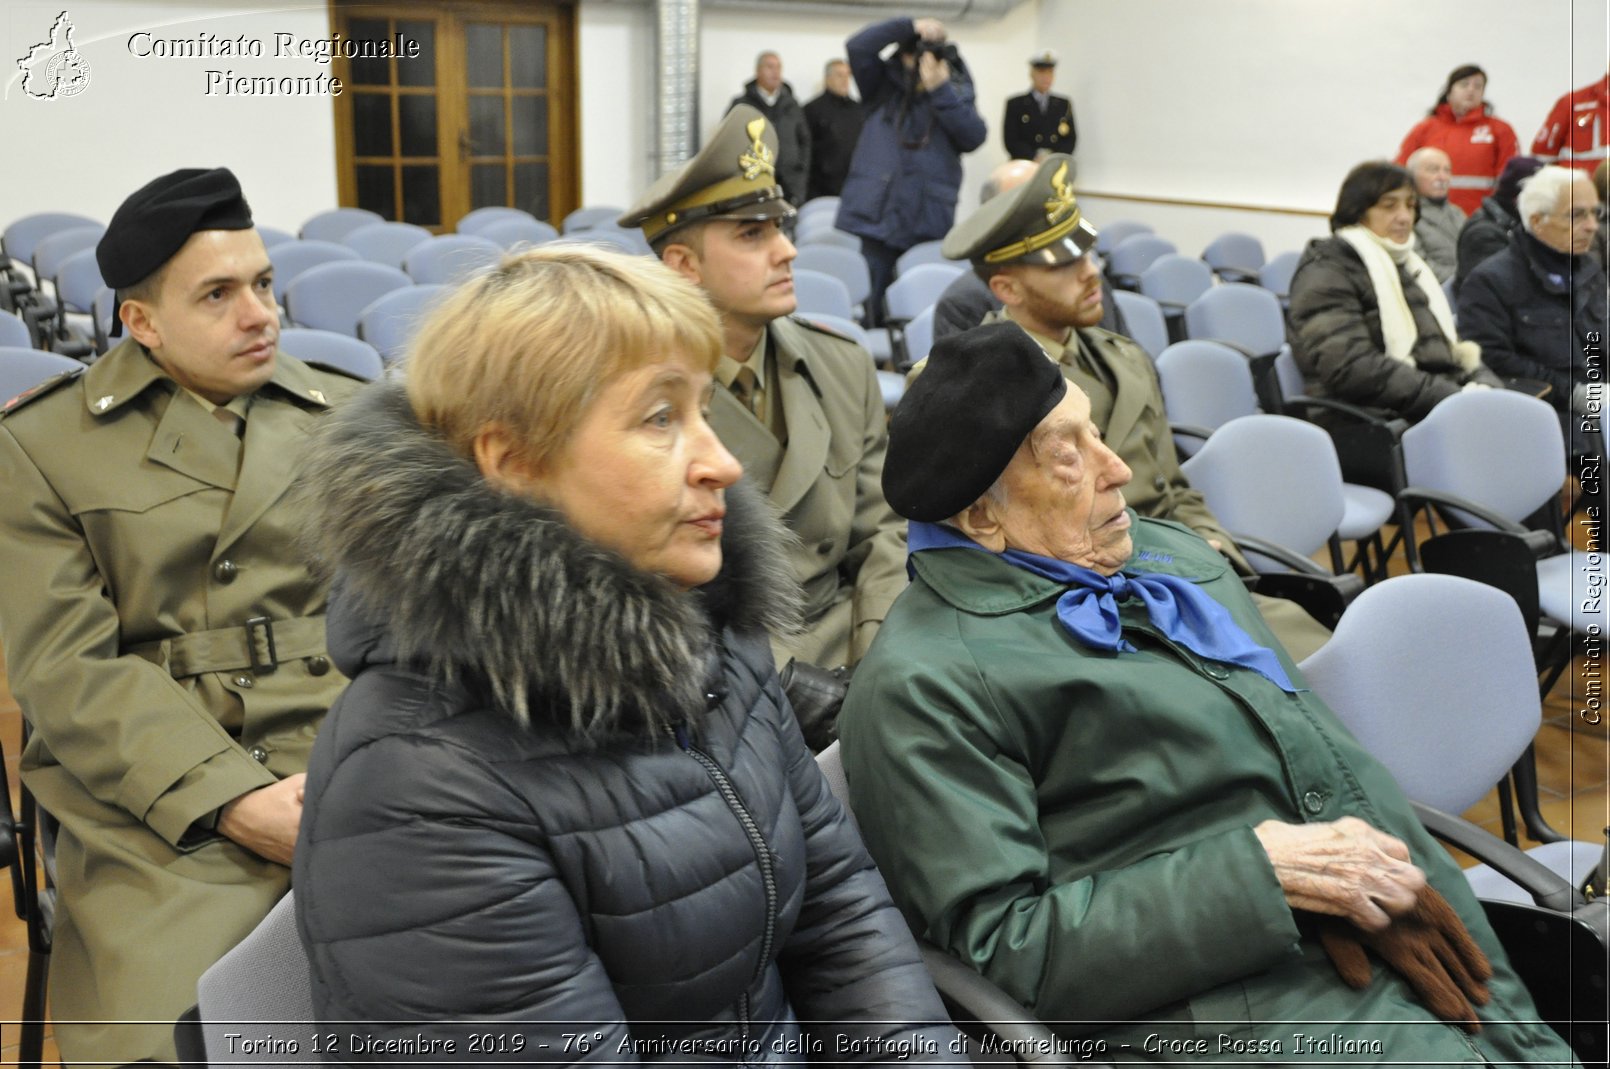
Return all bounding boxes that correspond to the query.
[127,616,328,677]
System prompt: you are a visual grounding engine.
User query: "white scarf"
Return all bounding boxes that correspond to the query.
[1336,225,1460,365]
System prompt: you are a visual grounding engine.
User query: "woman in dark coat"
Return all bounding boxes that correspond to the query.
[1289,161,1502,423]
[293,245,960,1065]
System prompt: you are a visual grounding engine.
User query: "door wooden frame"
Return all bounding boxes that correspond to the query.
[328,0,579,229]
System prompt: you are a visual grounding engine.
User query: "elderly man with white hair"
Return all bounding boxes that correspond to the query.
[1407,146,1465,282]
[1458,164,1606,442]
[837,322,1580,1065]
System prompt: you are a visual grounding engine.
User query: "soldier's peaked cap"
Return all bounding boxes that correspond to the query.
[618,105,794,244]
[940,153,1097,267]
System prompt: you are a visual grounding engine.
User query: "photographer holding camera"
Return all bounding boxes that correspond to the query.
[835,16,986,322]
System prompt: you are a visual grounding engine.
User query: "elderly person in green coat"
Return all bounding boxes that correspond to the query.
[837,322,1576,1065]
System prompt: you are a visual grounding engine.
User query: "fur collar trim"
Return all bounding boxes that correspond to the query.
[299,381,802,743]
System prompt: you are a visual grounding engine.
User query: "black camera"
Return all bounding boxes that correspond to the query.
[913,37,960,64]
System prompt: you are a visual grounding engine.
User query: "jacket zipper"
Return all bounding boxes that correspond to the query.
[674,721,778,1053]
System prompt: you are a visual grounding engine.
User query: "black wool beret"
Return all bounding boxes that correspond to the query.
[96,167,254,289]
[884,322,1067,522]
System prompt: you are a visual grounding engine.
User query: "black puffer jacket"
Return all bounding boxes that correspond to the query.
[293,382,960,1066]
[1453,195,1520,296]
[1459,229,1609,430]
[1288,236,1499,423]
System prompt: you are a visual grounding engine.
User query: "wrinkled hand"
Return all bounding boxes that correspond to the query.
[912,17,947,41]
[917,51,950,92]
[1255,817,1425,930]
[1314,885,1492,1033]
[217,773,306,866]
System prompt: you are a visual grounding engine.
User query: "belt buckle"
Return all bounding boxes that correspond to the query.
[244,616,278,674]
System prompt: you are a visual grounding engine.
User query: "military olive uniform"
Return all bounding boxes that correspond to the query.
[0,339,361,1065]
[708,316,907,668]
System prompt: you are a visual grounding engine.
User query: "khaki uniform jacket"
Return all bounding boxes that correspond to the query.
[0,340,360,1065]
[707,316,906,668]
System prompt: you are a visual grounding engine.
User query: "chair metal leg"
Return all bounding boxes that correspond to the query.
[19,946,48,1069]
[1512,747,1567,845]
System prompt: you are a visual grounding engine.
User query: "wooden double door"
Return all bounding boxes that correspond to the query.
[330,0,578,231]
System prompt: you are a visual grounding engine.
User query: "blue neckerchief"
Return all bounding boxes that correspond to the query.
[909,522,1299,693]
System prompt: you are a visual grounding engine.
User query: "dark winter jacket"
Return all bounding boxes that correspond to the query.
[803,90,866,200]
[1459,229,1609,427]
[730,79,811,208]
[293,382,960,1065]
[834,18,986,252]
[1454,195,1522,295]
[1288,236,1500,423]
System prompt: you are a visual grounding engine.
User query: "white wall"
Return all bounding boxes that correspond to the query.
[3,0,1603,246]
[1,0,339,231]
[1042,0,1609,258]
[576,1,1040,212]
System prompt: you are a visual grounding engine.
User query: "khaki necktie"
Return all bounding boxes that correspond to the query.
[213,406,245,438]
[732,365,761,418]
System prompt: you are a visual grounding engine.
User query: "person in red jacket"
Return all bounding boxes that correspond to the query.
[1396,64,1520,214]
[1531,71,1609,175]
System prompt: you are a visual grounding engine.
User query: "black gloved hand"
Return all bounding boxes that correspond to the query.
[779,659,851,753]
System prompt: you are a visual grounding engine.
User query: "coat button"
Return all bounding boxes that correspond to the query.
[233,673,254,689]
[1153,474,1167,491]
[213,559,238,584]
[1204,663,1230,680]
[1302,790,1326,814]
[249,746,269,763]
[306,655,331,677]
[816,538,834,555]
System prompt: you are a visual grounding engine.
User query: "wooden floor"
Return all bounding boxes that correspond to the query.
[0,551,1605,1065]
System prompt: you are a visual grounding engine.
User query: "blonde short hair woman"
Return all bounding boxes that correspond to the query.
[292,245,960,1061]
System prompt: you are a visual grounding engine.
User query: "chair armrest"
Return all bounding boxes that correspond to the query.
[1279,395,1406,434]
[1228,533,1331,577]
[1168,422,1214,445]
[1411,801,1585,912]
[174,1005,207,1066]
[919,944,1091,1068]
[1395,487,1553,552]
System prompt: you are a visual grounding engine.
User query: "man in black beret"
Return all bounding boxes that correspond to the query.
[838,323,1573,1066]
[924,152,1330,659]
[0,166,363,1065]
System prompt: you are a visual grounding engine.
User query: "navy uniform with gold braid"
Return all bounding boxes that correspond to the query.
[1004,90,1076,160]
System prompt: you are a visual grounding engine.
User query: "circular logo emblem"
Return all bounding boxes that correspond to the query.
[44,49,91,98]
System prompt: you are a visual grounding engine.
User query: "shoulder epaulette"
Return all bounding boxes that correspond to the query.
[789,314,862,347]
[300,359,374,385]
[1,366,85,418]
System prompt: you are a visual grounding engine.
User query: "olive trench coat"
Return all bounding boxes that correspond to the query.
[0,340,358,1065]
[839,516,1574,1065]
[707,315,907,668]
